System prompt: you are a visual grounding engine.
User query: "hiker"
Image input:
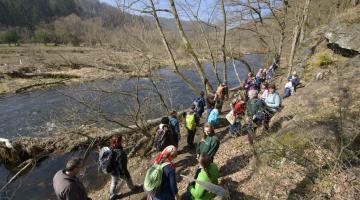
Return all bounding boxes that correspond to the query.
[154,117,176,152]
[196,123,220,161]
[266,58,279,81]
[183,105,200,149]
[169,110,180,147]
[53,157,92,200]
[228,96,245,137]
[147,145,179,200]
[106,135,140,200]
[255,68,266,88]
[193,91,206,118]
[264,84,281,130]
[244,72,257,93]
[222,81,229,100]
[214,84,225,113]
[205,94,216,121]
[258,82,269,100]
[288,71,300,91]
[245,90,266,144]
[283,79,294,99]
[207,104,221,128]
[265,84,281,113]
[182,153,219,200]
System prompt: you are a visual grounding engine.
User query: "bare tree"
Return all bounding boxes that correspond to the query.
[221,0,228,84]
[288,0,311,76]
[147,0,200,94]
[169,0,214,93]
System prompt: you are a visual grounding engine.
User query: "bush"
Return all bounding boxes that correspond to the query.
[1,31,20,45]
[34,31,51,45]
[310,52,335,68]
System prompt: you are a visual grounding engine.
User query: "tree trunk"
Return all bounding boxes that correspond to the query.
[168,0,213,93]
[221,0,227,85]
[147,0,199,94]
[288,0,311,76]
[299,0,311,43]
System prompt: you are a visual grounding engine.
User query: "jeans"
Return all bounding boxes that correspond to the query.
[187,128,196,148]
[229,122,241,135]
[110,175,135,197]
[283,88,291,98]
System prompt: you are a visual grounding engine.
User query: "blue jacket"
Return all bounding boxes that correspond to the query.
[169,116,180,143]
[207,109,219,126]
[265,92,281,112]
[152,165,178,200]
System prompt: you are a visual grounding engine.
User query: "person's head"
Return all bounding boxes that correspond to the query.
[248,90,258,100]
[110,134,122,149]
[161,117,170,125]
[215,103,222,110]
[65,157,83,176]
[154,145,178,164]
[261,82,269,90]
[190,104,196,110]
[247,72,254,78]
[200,91,205,97]
[269,83,276,93]
[202,123,215,138]
[292,71,297,76]
[170,110,177,118]
[199,153,212,169]
[222,81,227,87]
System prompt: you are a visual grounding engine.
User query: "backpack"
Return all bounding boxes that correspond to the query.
[98,147,114,174]
[185,113,196,131]
[144,162,170,192]
[193,97,204,112]
[254,99,265,122]
[154,127,168,151]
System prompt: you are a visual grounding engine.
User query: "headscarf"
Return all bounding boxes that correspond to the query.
[248,89,258,99]
[154,145,177,168]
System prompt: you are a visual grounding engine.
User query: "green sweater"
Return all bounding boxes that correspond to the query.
[196,136,220,159]
[189,163,219,200]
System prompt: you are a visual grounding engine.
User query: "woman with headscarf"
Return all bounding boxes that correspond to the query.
[151,145,179,200]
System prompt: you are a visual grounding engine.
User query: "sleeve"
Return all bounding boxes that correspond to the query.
[65,184,82,200]
[267,95,280,108]
[189,170,207,198]
[167,167,178,196]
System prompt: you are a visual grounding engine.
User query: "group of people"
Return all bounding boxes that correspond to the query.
[52,58,301,200]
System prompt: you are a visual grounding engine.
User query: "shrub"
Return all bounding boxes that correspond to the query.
[1,31,20,45]
[310,52,335,68]
[34,31,51,45]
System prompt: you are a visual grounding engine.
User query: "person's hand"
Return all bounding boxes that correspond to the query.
[253,115,256,120]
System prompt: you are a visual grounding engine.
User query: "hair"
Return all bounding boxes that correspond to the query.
[65,157,83,172]
[269,83,276,90]
[262,82,269,89]
[170,110,177,116]
[199,153,212,179]
[110,134,122,149]
[161,117,170,125]
[202,123,215,139]
[191,104,196,110]
[200,91,205,96]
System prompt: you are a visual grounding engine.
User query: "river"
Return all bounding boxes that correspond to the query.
[0,54,263,199]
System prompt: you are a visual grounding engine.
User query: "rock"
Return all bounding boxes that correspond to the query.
[325,22,360,57]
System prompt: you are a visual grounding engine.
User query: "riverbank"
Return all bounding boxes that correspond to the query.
[0,44,225,95]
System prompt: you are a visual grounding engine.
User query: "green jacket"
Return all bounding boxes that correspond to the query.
[196,135,220,158]
[189,163,219,200]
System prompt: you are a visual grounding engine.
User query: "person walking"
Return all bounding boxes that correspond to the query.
[150,145,180,200]
[182,153,219,200]
[196,123,220,162]
[154,117,177,152]
[183,105,199,149]
[107,135,140,200]
[53,157,92,200]
[193,91,206,118]
[169,110,180,147]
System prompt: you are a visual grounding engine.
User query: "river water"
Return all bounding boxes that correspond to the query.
[0,54,263,199]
